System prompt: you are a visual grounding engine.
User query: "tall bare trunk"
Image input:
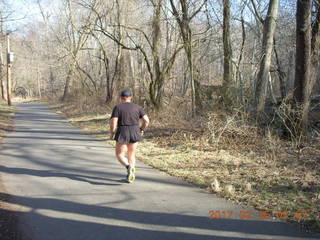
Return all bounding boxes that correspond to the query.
[254,0,279,122]
[0,45,5,100]
[222,0,233,107]
[169,0,206,115]
[294,0,320,133]
[114,0,123,92]
[294,0,312,134]
[62,66,73,101]
[6,34,12,106]
[150,0,163,109]
[62,59,77,101]
[274,39,286,100]
[294,0,311,104]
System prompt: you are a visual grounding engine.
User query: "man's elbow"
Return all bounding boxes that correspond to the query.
[143,115,150,124]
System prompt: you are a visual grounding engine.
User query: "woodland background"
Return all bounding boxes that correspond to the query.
[1,0,319,129]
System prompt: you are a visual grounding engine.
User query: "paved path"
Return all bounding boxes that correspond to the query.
[0,103,319,240]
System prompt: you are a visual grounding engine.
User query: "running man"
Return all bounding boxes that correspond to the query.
[110,90,150,183]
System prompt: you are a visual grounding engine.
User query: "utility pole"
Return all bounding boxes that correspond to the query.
[0,43,5,100]
[6,33,12,106]
[0,11,5,100]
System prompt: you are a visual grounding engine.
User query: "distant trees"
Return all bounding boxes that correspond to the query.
[89,0,184,109]
[4,0,320,136]
[61,0,97,101]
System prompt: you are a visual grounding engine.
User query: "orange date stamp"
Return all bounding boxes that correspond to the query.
[208,209,308,220]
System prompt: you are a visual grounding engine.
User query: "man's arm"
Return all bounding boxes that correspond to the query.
[110,117,118,139]
[140,115,150,135]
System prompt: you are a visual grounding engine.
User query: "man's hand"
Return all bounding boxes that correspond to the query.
[140,115,149,137]
[110,132,115,140]
[110,117,118,140]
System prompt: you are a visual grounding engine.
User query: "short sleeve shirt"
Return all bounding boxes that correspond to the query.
[111,102,146,126]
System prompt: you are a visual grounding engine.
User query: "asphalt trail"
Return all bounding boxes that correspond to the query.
[0,103,318,240]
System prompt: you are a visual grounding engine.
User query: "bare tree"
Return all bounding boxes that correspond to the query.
[294,0,320,133]
[254,0,279,122]
[61,0,97,101]
[90,0,182,108]
[222,0,233,107]
[294,0,311,104]
[169,0,208,115]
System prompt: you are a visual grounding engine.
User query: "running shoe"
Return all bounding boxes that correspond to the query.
[127,166,136,183]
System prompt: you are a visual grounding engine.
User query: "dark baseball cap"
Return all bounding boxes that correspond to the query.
[120,90,132,97]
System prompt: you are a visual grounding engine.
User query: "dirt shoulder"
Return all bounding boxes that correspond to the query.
[0,178,21,240]
[0,102,20,240]
[50,101,320,233]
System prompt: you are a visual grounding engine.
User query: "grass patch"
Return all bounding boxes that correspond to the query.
[0,101,19,240]
[0,102,16,140]
[49,100,320,233]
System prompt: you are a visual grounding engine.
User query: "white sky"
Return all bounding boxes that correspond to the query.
[4,0,53,32]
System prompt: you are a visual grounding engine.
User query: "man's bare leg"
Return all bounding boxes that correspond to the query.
[127,142,138,168]
[126,142,138,183]
[115,142,129,167]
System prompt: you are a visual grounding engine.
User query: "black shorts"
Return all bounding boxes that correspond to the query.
[114,125,142,143]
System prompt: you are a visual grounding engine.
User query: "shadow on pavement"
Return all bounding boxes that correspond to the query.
[0,166,123,186]
[1,192,318,240]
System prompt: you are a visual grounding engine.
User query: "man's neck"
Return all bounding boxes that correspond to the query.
[121,97,132,103]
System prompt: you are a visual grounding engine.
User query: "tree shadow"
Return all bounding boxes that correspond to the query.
[71,118,107,124]
[1,193,319,240]
[0,148,195,188]
[0,166,123,186]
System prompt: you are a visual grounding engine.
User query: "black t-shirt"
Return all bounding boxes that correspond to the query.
[111,102,146,126]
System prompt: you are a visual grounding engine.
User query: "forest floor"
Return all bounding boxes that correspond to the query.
[0,102,20,240]
[49,99,320,233]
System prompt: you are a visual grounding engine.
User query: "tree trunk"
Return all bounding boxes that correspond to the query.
[254,0,279,122]
[62,61,76,101]
[169,0,205,115]
[294,0,312,134]
[186,41,196,115]
[294,0,311,104]
[286,50,295,94]
[236,11,246,104]
[6,34,12,106]
[268,72,277,104]
[103,52,113,103]
[146,0,182,109]
[274,38,286,100]
[62,68,73,101]
[150,0,163,109]
[49,69,55,97]
[129,52,135,97]
[0,46,5,100]
[37,64,42,98]
[222,0,233,107]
